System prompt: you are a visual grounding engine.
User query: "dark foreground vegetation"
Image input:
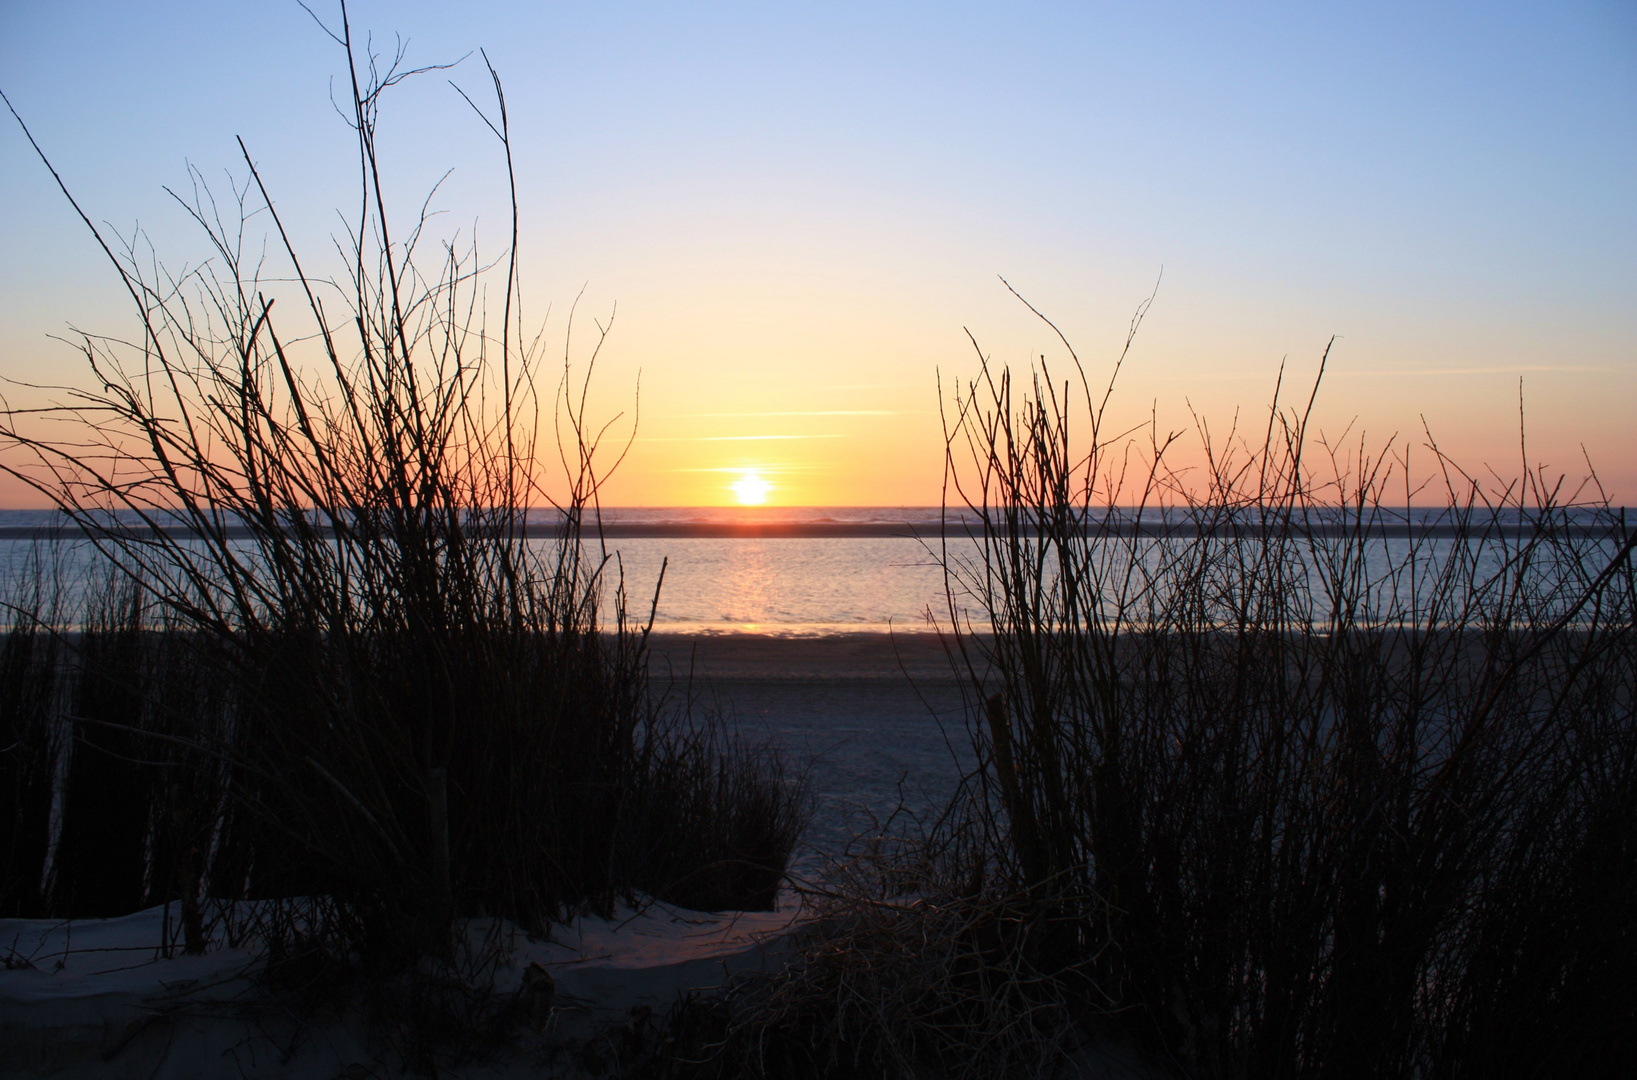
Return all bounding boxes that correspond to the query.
[666,314,1635,1079]
[0,561,802,929]
[1,7,800,1068]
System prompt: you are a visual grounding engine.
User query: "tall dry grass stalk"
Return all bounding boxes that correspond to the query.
[0,1,802,1012]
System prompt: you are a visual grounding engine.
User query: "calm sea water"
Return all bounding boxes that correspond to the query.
[2,505,1625,634]
[0,507,964,635]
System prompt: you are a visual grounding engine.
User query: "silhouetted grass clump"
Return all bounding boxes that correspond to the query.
[0,8,803,1039]
[630,722,807,912]
[678,296,1634,1079]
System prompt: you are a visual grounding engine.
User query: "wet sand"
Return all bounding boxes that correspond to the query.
[647,631,972,683]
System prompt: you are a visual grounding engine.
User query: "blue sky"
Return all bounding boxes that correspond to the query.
[2,1,1632,504]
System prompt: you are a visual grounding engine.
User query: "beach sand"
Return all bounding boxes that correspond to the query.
[0,900,801,1079]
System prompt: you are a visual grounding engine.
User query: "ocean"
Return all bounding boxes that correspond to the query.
[10,504,1615,634]
[0,507,961,636]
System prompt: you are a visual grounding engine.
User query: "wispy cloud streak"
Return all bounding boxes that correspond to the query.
[1333,366,1611,376]
[676,410,899,418]
[636,434,845,443]
[1187,365,1611,382]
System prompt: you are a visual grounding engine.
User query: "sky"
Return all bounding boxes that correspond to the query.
[1,1,1632,507]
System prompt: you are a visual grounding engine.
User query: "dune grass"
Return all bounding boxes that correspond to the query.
[674,301,1634,1080]
[0,9,803,1057]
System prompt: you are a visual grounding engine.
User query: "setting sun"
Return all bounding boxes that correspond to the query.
[729,471,773,505]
